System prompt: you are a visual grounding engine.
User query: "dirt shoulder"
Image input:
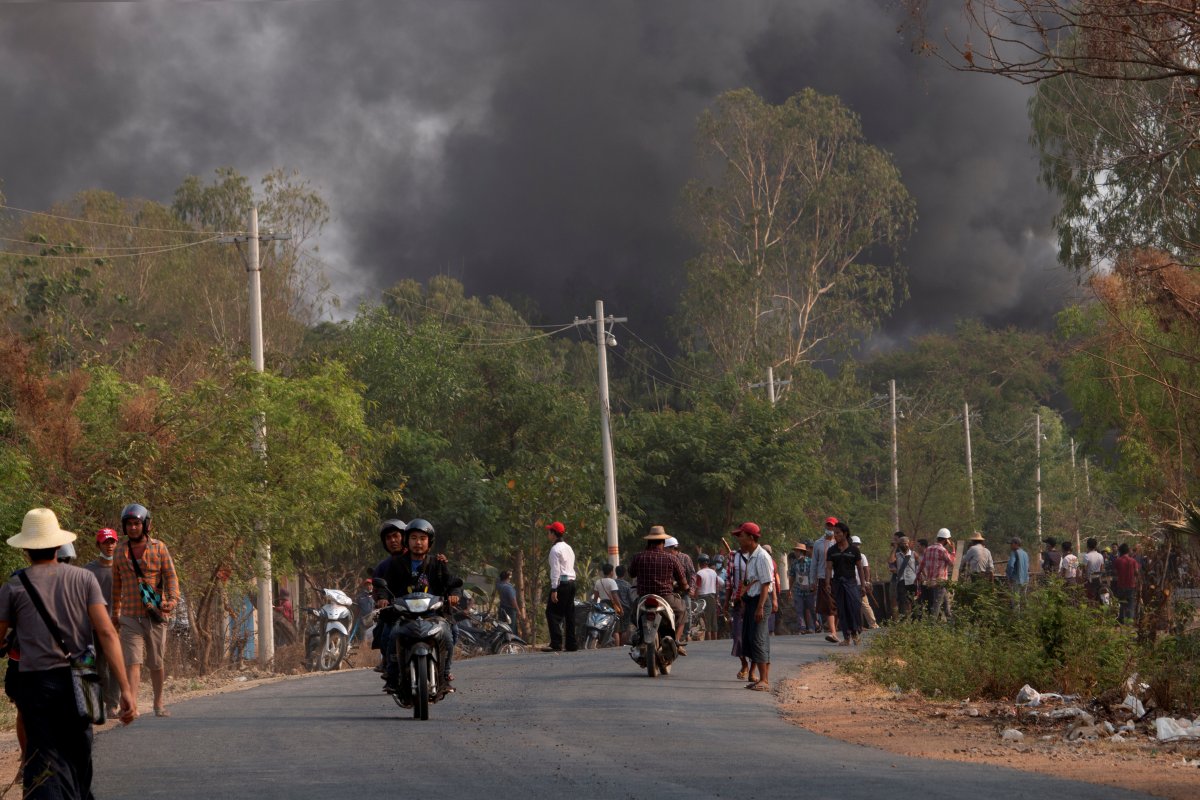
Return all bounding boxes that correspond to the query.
[778,659,1200,800]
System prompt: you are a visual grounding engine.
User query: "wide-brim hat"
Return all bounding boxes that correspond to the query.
[969,532,986,542]
[644,525,669,541]
[8,508,77,550]
[792,542,807,552]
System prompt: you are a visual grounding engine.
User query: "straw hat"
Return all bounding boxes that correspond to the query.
[969,531,986,542]
[644,525,669,541]
[8,508,77,550]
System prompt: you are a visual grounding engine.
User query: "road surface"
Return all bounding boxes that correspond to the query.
[93,635,1151,799]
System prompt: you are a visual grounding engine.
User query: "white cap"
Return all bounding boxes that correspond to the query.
[850,535,862,545]
[936,528,952,539]
[664,536,679,548]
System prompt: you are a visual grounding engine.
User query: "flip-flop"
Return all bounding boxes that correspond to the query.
[825,634,839,643]
[736,670,748,680]
[748,682,771,692]
[153,707,171,717]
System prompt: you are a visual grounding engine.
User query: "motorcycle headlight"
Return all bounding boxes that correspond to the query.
[404,597,432,614]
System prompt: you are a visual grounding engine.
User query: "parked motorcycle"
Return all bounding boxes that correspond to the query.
[379,578,462,720]
[454,610,528,656]
[628,593,678,677]
[304,588,354,671]
[578,599,619,649]
[687,596,707,641]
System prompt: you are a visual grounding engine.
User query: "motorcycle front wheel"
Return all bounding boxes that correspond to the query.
[318,631,347,671]
[494,641,524,655]
[414,653,430,720]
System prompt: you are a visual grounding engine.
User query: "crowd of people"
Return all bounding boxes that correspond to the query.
[0,503,180,799]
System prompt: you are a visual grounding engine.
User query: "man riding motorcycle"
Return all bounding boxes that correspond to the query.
[375,519,458,693]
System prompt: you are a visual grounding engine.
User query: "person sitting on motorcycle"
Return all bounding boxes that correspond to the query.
[373,518,407,591]
[627,525,689,653]
[376,519,458,692]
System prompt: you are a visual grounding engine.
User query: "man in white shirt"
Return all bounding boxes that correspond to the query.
[543,521,577,652]
[732,522,774,691]
[961,532,995,581]
[694,555,719,641]
[1082,537,1105,602]
[849,535,878,628]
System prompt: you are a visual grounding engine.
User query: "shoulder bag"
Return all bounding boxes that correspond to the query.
[17,570,105,724]
[128,542,166,625]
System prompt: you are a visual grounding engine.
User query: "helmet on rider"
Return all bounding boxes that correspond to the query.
[403,518,435,549]
[378,518,407,551]
[120,503,152,535]
[697,554,710,564]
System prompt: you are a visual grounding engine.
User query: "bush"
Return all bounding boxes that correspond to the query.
[859,580,1136,701]
[1139,633,1200,711]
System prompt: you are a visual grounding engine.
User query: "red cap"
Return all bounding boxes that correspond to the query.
[95,528,118,544]
[825,517,838,526]
[545,521,565,534]
[731,522,761,538]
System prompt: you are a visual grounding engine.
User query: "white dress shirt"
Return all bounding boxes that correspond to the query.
[549,540,576,589]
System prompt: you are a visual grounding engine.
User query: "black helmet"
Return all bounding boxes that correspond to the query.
[120,503,151,534]
[404,518,435,547]
[378,519,407,549]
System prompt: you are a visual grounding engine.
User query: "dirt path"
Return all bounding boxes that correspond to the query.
[778,659,1200,800]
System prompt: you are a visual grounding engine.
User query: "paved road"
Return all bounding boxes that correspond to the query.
[94,636,1150,799]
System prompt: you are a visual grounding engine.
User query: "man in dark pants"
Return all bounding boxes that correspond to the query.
[0,508,138,799]
[544,521,577,652]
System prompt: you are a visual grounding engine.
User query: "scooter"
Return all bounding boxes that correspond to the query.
[304,588,354,671]
[628,593,678,677]
[580,600,619,649]
[454,609,528,655]
[379,578,462,720]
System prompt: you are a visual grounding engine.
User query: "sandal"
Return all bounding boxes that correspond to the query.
[736,669,748,681]
[153,707,171,717]
[824,634,839,643]
[748,682,771,692]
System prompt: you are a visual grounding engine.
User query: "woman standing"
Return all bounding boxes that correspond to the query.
[825,522,865,646]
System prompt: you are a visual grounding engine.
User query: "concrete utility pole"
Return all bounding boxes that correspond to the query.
[573,301,627,567]
[890,379,900,533]
[1070,437,1080,551]
[749,369,790,403]
[221,206,289,668]
[964,401,976,531]
[1035,411,1043,541]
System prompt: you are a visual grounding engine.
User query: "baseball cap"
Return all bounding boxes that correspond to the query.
[824,517,838,526]
[664,536,679,548]
[545,521,565,535]
[95,528,118,544]
[731,522,761,538]
[936,528,952,539]
[850,535,862,545]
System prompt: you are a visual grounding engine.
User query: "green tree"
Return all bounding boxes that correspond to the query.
[677,88,915,380]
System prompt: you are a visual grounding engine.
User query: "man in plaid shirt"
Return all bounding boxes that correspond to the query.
[111,504,179,717]
[627,526,688,651]
[917,528,954,621]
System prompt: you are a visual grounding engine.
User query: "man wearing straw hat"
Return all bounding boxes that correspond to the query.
[0,508,137,799]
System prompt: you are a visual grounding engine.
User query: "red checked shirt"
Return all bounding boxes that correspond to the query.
[918,542,954,584]
[112,538,180,620]
[628,548,687,597]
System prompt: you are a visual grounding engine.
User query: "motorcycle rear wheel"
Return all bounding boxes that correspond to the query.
[414,654,430,721]
[645,633,658,678]
[494,641,523,655]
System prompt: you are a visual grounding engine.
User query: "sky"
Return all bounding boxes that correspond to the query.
[0,0,1068,347]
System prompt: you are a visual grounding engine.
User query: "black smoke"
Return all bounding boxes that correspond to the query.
[0,1,1062,345]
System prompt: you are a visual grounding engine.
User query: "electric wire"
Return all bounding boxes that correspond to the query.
[0,236,225,261]
[0,204,229,236]
[381,291,579,329]
[0,234,214,253]
[615,322,711,382]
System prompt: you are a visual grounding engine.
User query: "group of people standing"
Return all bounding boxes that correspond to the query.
[0,502,180,799]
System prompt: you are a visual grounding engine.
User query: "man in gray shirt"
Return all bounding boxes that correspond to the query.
[0,508,137,799]
[83,528,120,714]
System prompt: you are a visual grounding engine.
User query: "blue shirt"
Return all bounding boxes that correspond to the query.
[497,581,518,608]
[1007,548,1029,586]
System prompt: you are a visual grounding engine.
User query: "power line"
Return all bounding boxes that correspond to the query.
[382,291,578,329]
[615,322,711,382]
[0,236,225,261]
[0,203,228,236]
[0,234,217,253]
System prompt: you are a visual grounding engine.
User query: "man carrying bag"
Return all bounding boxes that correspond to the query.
[0,508,137,799]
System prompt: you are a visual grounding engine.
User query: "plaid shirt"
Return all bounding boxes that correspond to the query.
[112,538,180,619]
[918,542,953,583]
[628,548,687,597]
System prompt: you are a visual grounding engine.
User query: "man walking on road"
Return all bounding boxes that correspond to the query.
[111,503,179,718]
[695,555,719,641]
[83,528,121,716]
[731,522,773,691]
[544,521,577,652]
[810,518,839,642]
[788,543,814,634]
[0,508,138,799]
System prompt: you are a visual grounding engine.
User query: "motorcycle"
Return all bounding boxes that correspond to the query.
[379,578,462,720]
[578,599,619,649]
[304,588,354,671]
[686,596,707,641]
[628,593,678,677]
[454,609,528,656]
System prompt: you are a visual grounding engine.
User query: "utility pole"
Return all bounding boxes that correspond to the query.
[573,301,627,567]
[964,401,976,531]
[749,369,790,403]
[220,206,289,668]
[1083,456,1091,498]
[890,379,900,532]
[1035,410,1042,541]
[1070,437,1080,551]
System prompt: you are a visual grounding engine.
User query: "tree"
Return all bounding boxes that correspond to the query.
[904,2,1200,270]
[677,88,915,380]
